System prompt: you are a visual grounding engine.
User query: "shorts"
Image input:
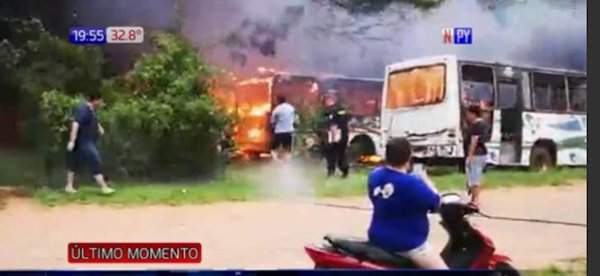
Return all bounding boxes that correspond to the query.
[397,242,430,259]
[466,155,487,187]
[272,132,293,151]
[66,142,102,175]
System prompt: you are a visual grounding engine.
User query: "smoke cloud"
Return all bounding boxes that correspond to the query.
[71,0,586,77]
[182,0,586,78]
[248,159,319,199]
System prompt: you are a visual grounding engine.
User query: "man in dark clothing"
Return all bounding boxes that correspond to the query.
[320,91,350,178]
[463,105,489,205]
[65,93,114,194]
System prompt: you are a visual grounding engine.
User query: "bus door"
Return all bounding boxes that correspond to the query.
[460,64,495,148]
[494,66,524,165]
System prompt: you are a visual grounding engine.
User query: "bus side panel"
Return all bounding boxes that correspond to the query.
[520,112,587,166]
[485,110,502,166]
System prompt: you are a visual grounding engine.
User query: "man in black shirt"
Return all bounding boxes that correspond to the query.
[319,91,350,178]
[463,105,489,205]
[65,93,114,195]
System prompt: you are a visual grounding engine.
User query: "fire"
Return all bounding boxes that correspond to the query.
[310,82,319,94]
[237,77,270,86]
[248,104,271,117]
[247,128,262,139]
[359,155,384,164]
[208,66,311,161]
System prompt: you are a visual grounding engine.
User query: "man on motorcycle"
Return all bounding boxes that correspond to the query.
[367,137,448,269]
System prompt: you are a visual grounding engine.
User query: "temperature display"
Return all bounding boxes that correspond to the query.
[106,26,144,44]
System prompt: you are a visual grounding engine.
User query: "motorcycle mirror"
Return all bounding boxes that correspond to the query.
[441,193,462,204]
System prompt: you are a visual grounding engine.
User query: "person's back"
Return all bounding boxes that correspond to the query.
[270,96,296,161]
[368,167,439,252]
[272,102,295,134]
[366,137,447,269]
[74,103,99,145]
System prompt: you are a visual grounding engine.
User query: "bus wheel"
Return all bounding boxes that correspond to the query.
[529,146,554,172]
[347,136,375,164]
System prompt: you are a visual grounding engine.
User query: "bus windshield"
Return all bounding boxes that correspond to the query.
[385,64,446,109]
[271,75,319,114]
[330,79,382,117]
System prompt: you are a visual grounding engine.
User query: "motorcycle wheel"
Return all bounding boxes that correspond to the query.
[494,262,519,276]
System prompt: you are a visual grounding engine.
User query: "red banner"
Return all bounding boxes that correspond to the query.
[68,242,202,263]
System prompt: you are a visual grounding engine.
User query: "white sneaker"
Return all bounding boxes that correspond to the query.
[101,187,115,195]
[65,186,77,194]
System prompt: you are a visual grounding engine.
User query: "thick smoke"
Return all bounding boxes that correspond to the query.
[71,0,586,77]
[182,0,586,78]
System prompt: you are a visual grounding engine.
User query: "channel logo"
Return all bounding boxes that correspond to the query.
[442,27,472,44]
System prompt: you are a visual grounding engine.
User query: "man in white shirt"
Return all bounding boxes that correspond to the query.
[270,95,296,161]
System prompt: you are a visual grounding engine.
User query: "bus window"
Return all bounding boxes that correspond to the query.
[272,75,319,114]
[335,79,382,117]
[532,73,567,111]
[568,77,586,113]
[385,64,445,109]
[497,79,519,109]
[461,65,494,108]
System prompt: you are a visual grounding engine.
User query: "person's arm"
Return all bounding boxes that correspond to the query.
[270,107,278,125]
[67,106,90,150]
[293,110,300,129]
[467,135,479,163]
[414,176,442,212]
[318,111,328,144]
[67,121,79,151]
[467,122,484,162]
[337,108,349,127]
[98,123,105,136]
[418,170,438,194]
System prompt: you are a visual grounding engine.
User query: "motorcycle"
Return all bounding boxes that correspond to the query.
[304,193,519,275]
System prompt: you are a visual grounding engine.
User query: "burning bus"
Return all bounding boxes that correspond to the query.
[319,77,384,163]
[233,73,319,158]
[230,71,384,162]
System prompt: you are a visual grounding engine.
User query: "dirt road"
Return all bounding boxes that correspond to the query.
[0,183,586,270]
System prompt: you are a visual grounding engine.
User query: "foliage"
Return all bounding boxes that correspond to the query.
[323,0,446,14]
[323,0,587,15]
[97,33,231,180]
[2,18,230,183]
[39,90,81,153]
[0,17,103,148]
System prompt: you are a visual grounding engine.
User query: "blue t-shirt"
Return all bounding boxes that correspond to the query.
[74,104,99,144]
[367,166,441,252]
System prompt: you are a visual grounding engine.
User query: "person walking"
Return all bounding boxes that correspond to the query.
[270,95,296,161]
[319,90,349,178]
[65,93,114,195]
[463,105,489,205]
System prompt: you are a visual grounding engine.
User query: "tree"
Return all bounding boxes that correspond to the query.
[321,0,446,14]
[0,17,103,148]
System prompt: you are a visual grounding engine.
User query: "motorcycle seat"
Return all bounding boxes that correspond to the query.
[324,234,415,268]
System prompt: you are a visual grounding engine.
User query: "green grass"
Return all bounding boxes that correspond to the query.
[0,151,587,207]
[317,167,587,198]
[526,258,586,276]
[35,178,261,207]
[28,166,586,207]
[0,150,45,186]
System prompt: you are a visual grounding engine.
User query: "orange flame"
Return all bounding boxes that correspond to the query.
[359,155,383,164]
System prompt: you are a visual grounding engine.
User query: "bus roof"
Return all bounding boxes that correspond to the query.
[273,72,383,82]
[387,55,586,76]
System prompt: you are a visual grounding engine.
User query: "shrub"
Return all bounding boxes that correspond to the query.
[36,33,232,181]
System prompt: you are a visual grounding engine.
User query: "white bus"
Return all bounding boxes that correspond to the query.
[380,55,586,170]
